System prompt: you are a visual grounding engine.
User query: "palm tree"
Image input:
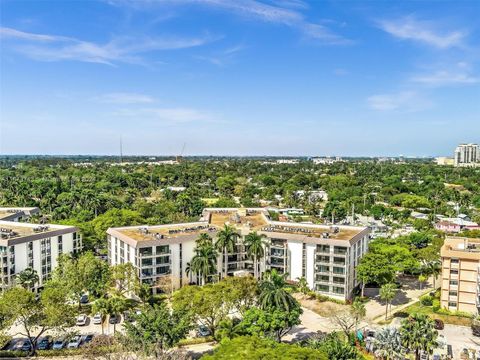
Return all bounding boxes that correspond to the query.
[196,233,213,249]
[296,277,310,296]
[92,298,110,335]
[188,244,218,285]
[108,296,126,334]
[16,268,39,291]
[259,269,296,311]
[215,225,239,279]
[244,231,267,279]
[351,298,366,334]
[373,327,404,360]
[400,314,438,360]
[380,283,397,320]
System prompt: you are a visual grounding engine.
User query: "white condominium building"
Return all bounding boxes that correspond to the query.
[0,220,82,291]
[107,208,370,301]
[454,143,480,167]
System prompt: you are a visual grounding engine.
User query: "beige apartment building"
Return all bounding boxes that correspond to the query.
[441,236,480,314]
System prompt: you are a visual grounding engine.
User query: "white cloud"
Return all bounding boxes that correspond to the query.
[411,70,479,86]
[0,26,216,65]
[95,93,156,104]
[107,0,351,45]
[378,16,466,49]
[367,91,431,112]
[115,107,215,123]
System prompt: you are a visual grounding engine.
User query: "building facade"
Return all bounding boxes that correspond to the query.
[440,236,480,314]
[0,220,82,291]
[454,143,480,167]
[107,208,370,301]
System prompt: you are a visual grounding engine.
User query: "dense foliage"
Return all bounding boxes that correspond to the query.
[1,159,479,250]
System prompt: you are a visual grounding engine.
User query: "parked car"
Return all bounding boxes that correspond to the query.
[36,336,52,350]
[82,334,94,346]
[197,325,211,337]
[76,314,88,326]
[67,335,82,349]
[80,294,89,304]
[434,319,444,330]
[109,314,119,324]
[93,313,103,325]
[52,338,66,350]
[20,340,32,352]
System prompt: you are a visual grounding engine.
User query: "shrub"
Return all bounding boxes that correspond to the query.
[432,299,440,312]
[420,295,433,306]
[393,311,409,318]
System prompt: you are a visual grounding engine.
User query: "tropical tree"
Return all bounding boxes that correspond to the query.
[259,269,297,312]
[423,260,441,290]
[91,298,110,335]
[108,296,127,333]
[187,244,217,285]
[0,286,75,356]
[16,268,39,291]
[373,327,404,360]
[239,305,302,342]
[380,283,397,320]
[296,277,310,296]
[351,298,366,333]
[400,314,438,360]
[215,224,239,279]
[244,231,268,279]
[196,233,213,248]
[121,302,193,357]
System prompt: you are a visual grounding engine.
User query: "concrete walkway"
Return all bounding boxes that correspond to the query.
[364,274,436,322]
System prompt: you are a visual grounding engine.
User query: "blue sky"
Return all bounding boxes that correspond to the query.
[1,0,479,156]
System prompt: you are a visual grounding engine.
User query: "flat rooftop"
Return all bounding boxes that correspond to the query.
[441,236,480,261]
[109,208,368,246]
[0,220,77,245]
[118,222,217,242]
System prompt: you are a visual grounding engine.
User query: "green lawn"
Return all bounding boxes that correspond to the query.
[402,301,472,327]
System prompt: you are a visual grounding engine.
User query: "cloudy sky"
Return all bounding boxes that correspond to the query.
[1,0,479,156]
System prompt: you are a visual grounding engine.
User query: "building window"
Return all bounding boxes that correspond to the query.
[448,301,456,307]
[316,265,329,274]
[316,284,329,292]
[449,291,457,296]
[333,267,345,275]
[317,244,330,253]
[156,266,170,275]
[156,245,169,254]
[58,236,63,254]
[333,257,345,265]
[316,255,330,263]
[449,280,458,286]
[450,258,459,264]
[139,247,153,256]
[332,286,344,294]
[333,276,345,284]
[316,275,329,282]
[450,269,458,274]
[333,246,347,255]
[155,256,170,265]
[141,258,153,267]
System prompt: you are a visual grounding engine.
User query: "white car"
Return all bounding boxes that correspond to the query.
[67,335,82,349]
[92,313,103,325]
[76,314,88,326]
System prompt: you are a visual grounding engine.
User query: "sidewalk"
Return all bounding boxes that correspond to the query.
[364,274,436,323]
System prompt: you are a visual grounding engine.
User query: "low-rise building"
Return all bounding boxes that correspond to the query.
[440,237,480,314]
[107,207,370,301]
[0,207,40,222]
[0,221,82,291]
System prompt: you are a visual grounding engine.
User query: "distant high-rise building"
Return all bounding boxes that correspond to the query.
[454,143,480,167]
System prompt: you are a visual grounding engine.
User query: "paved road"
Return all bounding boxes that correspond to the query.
[439,324,480,357]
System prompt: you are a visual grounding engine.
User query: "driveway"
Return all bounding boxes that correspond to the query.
[440,324,480,357]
